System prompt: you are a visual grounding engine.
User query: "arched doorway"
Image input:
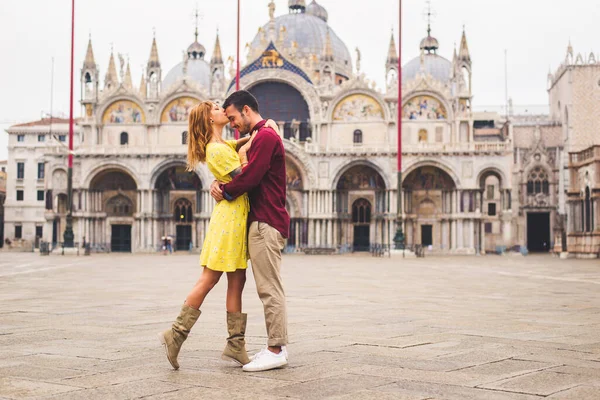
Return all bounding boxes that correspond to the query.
[248,82,311,141]
[154,165,202,250]
[352,198,372,251]
[174,198,193,250]
[89,169,138,252]
[403,166,456,249]
[335,165,387,251]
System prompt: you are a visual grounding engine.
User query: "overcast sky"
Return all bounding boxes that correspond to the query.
[1,0,598,160]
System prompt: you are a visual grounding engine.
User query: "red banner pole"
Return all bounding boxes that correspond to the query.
[235,0,241,139]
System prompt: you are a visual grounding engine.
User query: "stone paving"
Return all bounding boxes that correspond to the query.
[0,252,599,399]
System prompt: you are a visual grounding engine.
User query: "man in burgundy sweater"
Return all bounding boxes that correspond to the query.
[210,90,290,372]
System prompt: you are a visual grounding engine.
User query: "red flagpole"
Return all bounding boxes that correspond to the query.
[397,0,402,173]
[63,0,76,247]
[234,0,241,139]
[394,0,405,249]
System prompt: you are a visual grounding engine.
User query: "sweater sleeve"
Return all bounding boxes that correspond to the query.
[222,129,278,199]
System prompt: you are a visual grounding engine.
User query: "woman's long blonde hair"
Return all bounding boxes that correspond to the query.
[187,101,215,170]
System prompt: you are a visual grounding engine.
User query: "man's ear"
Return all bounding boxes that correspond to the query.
[242,105,251,115]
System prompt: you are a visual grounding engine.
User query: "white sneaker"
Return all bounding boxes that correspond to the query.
[243,348,288,372]
[250,346,288,361]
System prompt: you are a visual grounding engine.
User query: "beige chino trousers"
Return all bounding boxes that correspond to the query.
[248,221,288,347]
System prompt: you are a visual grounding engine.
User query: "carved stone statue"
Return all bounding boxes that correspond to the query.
[118,53,125,81]
[355,47,361,74]
[268,1,275,20]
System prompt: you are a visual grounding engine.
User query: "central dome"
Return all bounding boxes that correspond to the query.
[163,40,211,91]
[250,12,352,78]
[402,53,452,83]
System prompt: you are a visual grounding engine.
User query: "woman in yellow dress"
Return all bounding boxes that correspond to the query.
[159,101,278,370]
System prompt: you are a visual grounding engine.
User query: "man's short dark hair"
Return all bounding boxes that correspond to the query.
[223,90,259,114]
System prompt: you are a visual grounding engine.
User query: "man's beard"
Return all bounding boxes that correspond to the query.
[238,115,252,135]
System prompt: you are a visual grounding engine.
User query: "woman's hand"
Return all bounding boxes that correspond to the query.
[238,130,256,157]
[265,119,281,136]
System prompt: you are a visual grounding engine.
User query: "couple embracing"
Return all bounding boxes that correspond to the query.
[158,90,290,373]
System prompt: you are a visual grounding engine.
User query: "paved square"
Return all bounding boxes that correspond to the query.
[1,253,599,399]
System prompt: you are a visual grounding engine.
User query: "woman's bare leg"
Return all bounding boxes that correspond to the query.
[185,267,223,309]
[226,269,247,313]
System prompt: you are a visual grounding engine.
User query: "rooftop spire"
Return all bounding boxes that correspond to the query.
[104,48,118,88]
[147,34,160,69]
[84,35,96,69]
[194,6,200,42]
[387,30,398,64]
[124,60,133,88]
[419,0,439,53]
[459,26,471,63]
[211,30,223,64]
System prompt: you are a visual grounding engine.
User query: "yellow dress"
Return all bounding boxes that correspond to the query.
[199,140,249,272]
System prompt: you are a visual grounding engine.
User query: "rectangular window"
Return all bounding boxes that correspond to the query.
[488,203,497,216]
[16,190,24,201]
[15,225,22,239]
[17,162,24,179]
[17,135,25,142]
[59,135,66,142]
[38,134,45,142]
[485,222,492,234]
[37,190,45,201]
[36,226,43,239]
[37,163,45,179]
[487,185,495,200]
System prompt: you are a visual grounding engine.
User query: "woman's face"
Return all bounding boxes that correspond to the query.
[210,103,229,125]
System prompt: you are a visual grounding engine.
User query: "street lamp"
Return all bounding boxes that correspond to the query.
[63,0,76,247]
[393,0,405,250]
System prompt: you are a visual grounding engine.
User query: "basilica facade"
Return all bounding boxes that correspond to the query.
[4,0,598,256]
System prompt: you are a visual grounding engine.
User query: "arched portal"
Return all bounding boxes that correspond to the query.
[335,165,387,251]
[154,165,202,251]
[248,81,311,141]
[285,157,307,251]
[89,169,138,253]
[402,166,456,250]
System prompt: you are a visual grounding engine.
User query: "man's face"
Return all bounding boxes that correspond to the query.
[225,105,252,135]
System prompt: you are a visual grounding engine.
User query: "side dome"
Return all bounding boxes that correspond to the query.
[250,13,352,78]
[306,0,328,22]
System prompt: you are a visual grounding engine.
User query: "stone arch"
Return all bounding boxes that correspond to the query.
[283,141,317,188]
[329,90,389,122]
[476,166,507,189]
[149,160,206,190]
[331,160,389,191]
[245,80,312,141]
[235,70,320,123]
[403,160,460,189]
[98,97,146,125]
[90,169,138,191]
[84,163,141,189]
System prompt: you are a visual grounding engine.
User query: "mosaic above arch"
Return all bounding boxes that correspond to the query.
[403,166,455,190]
[403,95,447,120]
[286,159,303,190]
[333,94,384,122]
[161,97,201,123]
[337,165,386,190]
[102,100,145,124]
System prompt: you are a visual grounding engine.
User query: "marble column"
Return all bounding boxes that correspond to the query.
[451,220,457,250]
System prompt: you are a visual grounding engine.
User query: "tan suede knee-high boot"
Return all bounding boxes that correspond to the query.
[159,304,201,370]
[221,312,250,366]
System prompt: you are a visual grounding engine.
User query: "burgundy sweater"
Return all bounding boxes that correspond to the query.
[222,120,290,238]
